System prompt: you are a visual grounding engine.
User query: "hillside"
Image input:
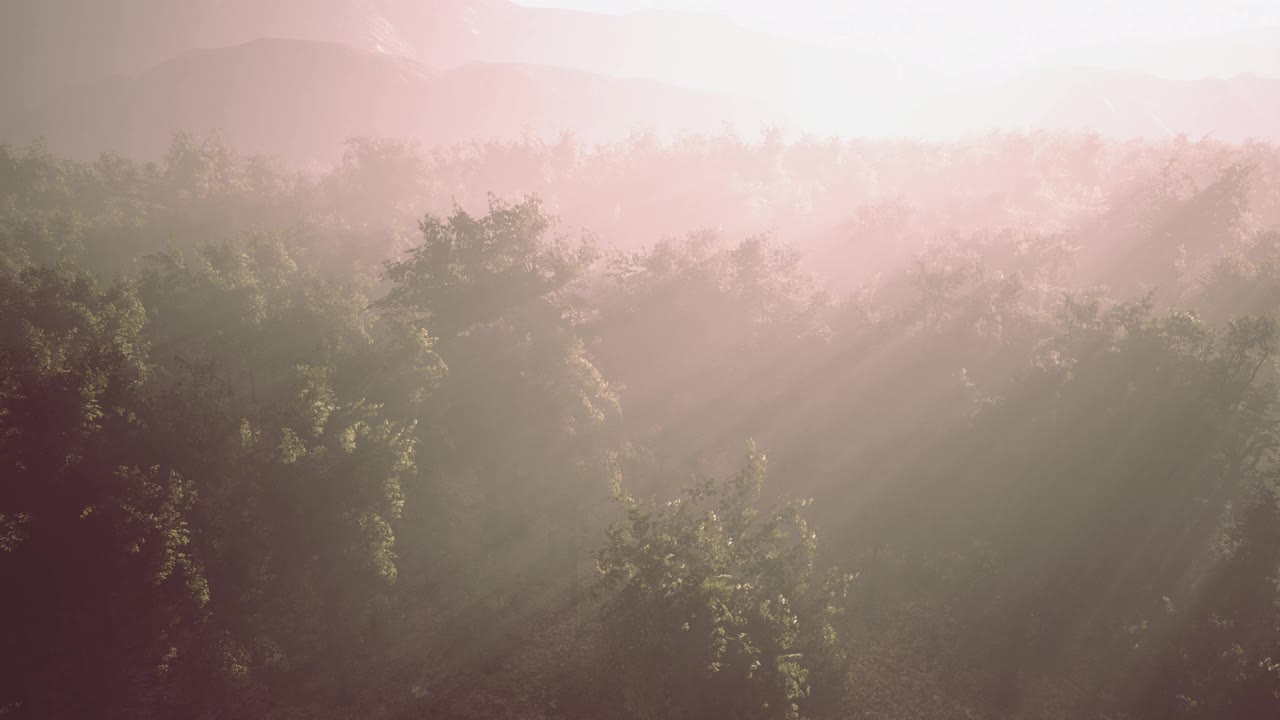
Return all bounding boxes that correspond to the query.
[0,0,919,133]
[5,38,780,162]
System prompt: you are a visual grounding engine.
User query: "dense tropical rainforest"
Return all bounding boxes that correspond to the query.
[2,130,1280,720]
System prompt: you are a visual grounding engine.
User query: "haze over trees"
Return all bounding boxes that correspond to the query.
[3,2,1280,719]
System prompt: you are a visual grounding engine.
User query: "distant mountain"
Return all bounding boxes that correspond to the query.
[1041,27,1280,81]
[4,1,1278,148]
[906,68,1280,142]
[0,0,367,115]
[4,38,781,162]
[0,0,926,135]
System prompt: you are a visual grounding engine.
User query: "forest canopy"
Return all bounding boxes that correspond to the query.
[2,129,1280,720]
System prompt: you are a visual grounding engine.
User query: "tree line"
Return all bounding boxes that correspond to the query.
[2,133,1280,719]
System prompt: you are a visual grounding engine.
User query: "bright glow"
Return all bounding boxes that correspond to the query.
[517,0,1280,80]
[512,0,1280,138]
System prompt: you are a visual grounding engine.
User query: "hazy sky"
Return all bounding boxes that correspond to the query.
[516,1,1280,75]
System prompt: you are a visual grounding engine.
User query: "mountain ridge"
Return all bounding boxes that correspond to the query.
[5,37,782,163]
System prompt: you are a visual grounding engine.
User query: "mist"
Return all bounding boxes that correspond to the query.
[3,2,1280,719]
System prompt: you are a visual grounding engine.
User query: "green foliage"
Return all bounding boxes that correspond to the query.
[3,133,1280,720]
[0,265,208,717]
[380,194,598,337]
[596,442,851,720]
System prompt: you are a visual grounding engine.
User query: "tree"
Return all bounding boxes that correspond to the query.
[378,196,620,708]
[595,442,851,720]
[379,194,597,339]
[133,235,435,716]
[0,265,208,718]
